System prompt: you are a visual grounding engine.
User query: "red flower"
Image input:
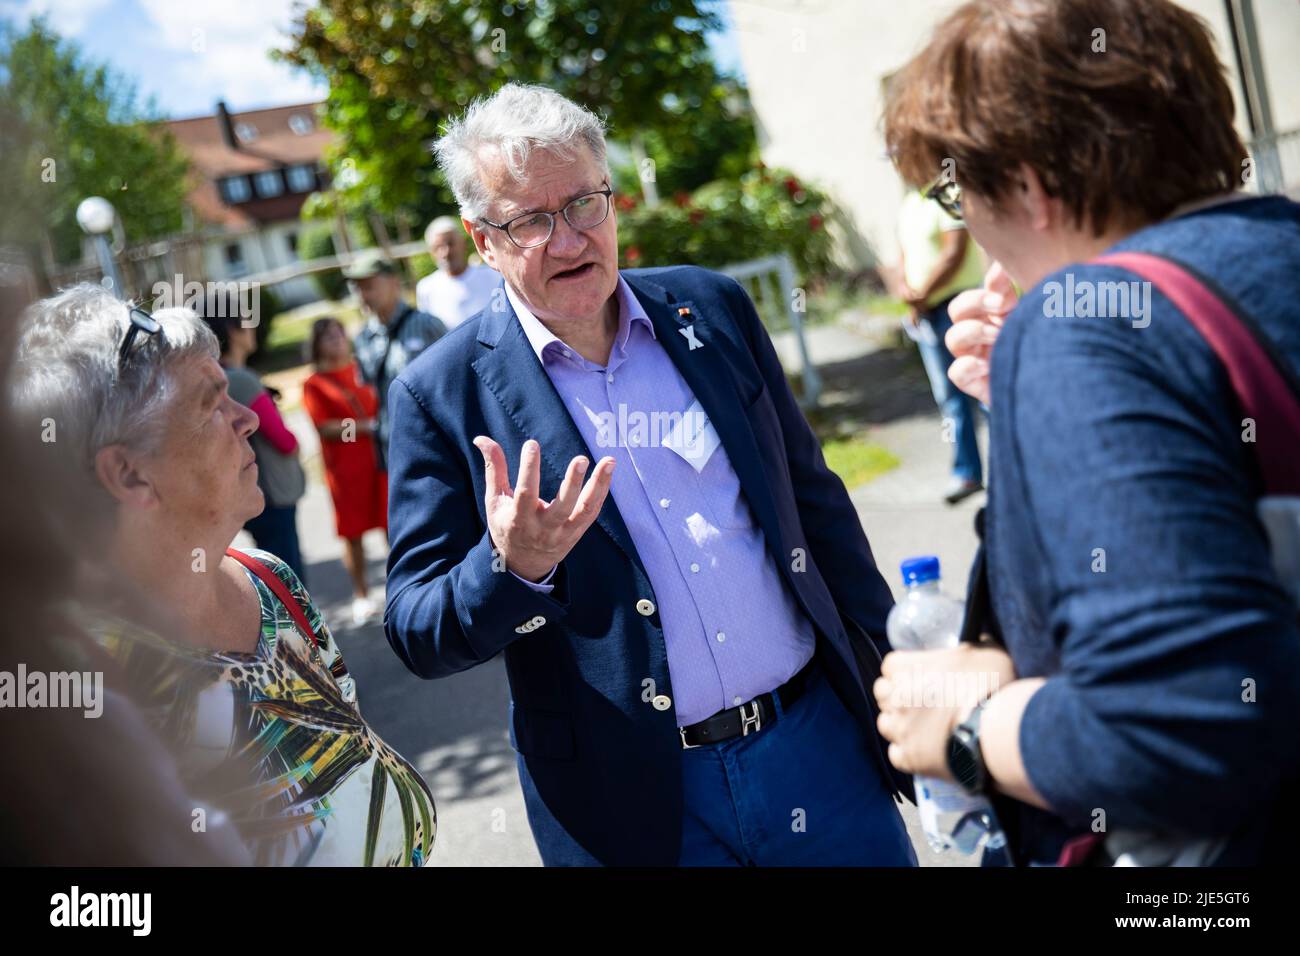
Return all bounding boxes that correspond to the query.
[688,209,704,226]
[783,176,800,197]
[625,245,642,263]
[615,193,638,212]
[673,191,692,208]
[809,214,824,231]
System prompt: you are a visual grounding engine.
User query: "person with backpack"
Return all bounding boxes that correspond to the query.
[873,0,1300,866]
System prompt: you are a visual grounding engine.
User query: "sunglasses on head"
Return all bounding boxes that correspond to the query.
[118,305,163,372]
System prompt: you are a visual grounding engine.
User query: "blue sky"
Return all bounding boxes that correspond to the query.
[11,0,746,119]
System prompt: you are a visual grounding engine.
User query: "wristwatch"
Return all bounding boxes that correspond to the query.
[947,698,991,795]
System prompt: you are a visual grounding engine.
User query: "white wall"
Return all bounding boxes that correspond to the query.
[730,0,1300,270]
[201,222,318,307]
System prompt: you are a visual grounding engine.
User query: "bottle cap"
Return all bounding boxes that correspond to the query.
[900,555,940,586]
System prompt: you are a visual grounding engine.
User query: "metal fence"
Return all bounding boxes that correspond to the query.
[720,253,822,408]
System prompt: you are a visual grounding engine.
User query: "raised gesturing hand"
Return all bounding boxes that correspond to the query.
[473,436,615,583]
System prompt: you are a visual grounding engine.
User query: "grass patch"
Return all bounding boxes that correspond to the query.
[821,436,900,490]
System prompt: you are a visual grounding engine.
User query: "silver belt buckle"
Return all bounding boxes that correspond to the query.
[679,726,700,750]
[739,700,762,736]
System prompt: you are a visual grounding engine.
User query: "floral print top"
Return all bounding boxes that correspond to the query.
[84,548,436,866]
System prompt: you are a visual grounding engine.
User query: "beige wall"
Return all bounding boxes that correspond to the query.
[730,0,1300,271]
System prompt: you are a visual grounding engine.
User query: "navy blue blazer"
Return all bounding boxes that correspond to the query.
[385,265,907,865]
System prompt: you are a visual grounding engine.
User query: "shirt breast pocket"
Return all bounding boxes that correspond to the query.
[698,443,753,531]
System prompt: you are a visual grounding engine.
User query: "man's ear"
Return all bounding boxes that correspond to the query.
[1016,163,1057,233]
[94,444,159,511]
[464,218,495,270]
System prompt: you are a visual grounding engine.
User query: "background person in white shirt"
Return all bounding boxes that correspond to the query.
[415,216,501,328]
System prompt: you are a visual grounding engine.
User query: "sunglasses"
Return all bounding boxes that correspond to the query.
[923,173,963,221]
[118,306,163,372]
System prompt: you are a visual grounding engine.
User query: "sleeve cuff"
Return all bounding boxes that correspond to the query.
[510,564,558,593]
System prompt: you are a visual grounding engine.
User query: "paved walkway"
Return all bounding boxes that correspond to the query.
[261,317,988,867]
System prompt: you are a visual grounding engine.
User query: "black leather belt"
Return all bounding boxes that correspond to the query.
[679,659,819,749]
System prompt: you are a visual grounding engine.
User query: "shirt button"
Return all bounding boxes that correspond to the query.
[659,498,670,509]
[636,598,656,617]
[733,696,743,706]
[690,563,700,573]
[606,372,614,383]
[651,695,672,711]
[716,631,726,643]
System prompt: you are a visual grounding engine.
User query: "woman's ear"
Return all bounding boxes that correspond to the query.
[1016,163,1057,233]
[94,444,159,511]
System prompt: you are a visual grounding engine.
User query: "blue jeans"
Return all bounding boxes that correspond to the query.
[244,504,308,588]
[916,299,983,483]
[678,665,918,866]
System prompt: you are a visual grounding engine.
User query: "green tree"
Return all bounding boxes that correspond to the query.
[0,17,192,274]
[278,0,751,221]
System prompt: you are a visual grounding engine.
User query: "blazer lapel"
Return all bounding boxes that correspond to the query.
[625,274,784,561]
[472,296,647,577]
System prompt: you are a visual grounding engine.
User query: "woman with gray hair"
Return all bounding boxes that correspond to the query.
[12,284,436,866]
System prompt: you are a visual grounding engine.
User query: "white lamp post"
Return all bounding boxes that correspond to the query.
[76,196,124,295]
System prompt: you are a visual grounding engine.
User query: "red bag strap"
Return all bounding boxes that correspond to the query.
[225,548,320,650]
[1094,251,1300,495]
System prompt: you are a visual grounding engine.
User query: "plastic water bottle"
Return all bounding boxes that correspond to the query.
[885,555,1008,857]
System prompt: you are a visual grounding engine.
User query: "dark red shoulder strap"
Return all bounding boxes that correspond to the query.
[225,548,320,650]
[1094,251,1300,495]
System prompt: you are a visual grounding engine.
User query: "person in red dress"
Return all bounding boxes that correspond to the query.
[302,318,388,626]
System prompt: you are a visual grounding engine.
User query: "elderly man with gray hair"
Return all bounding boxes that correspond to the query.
[415,215,501,328]
[385,83,915,866]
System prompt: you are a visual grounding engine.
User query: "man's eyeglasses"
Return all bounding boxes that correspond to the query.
[923,173,963,221]
[481,184,614,249]
[118,305,163,372]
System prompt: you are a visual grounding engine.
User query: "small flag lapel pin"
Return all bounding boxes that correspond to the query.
[677,306,704,350]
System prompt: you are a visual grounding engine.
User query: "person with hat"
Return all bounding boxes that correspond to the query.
[347,252,448,469]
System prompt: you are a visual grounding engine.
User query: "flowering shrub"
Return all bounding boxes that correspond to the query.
[616,165,835,281]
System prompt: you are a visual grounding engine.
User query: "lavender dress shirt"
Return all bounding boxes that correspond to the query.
[505,276,815,726]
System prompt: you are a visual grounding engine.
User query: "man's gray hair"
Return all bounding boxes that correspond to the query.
[12,283,219,477]
[433,83,610,220]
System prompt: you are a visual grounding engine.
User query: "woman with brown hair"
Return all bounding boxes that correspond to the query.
[873,0,1300,865]
[302,317,387,626]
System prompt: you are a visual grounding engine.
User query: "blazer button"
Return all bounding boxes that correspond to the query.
[636,599,656,617]
[651,695,672,711]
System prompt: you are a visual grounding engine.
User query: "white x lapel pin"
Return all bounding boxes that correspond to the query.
[677,306,704,350]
